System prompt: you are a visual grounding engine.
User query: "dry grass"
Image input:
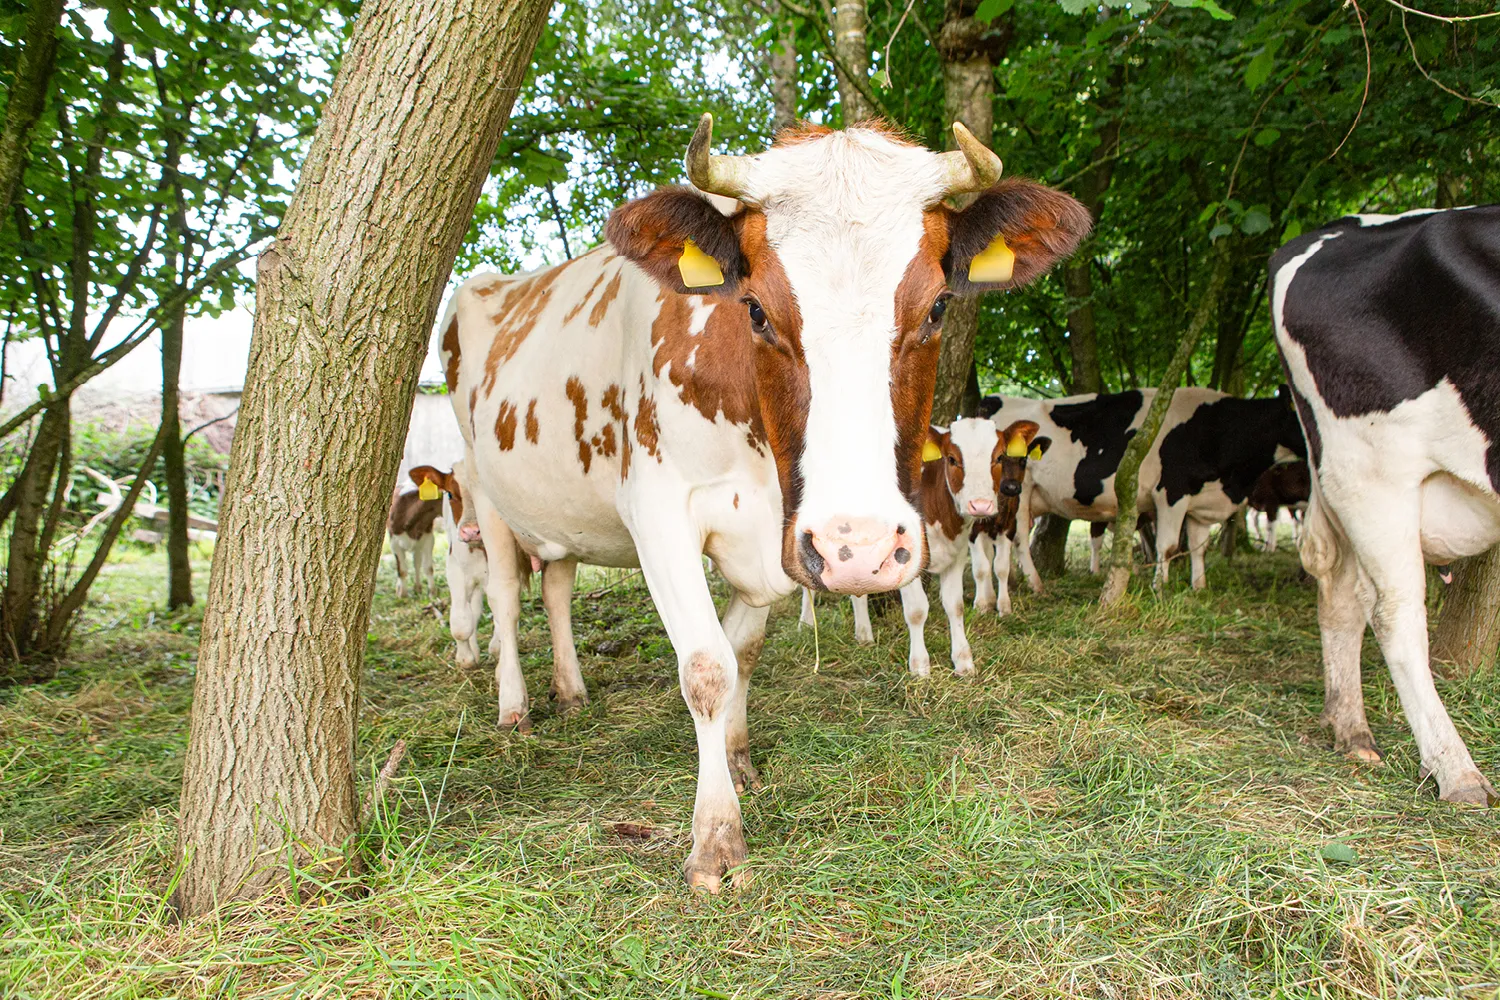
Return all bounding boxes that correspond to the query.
[1,532,1498,999]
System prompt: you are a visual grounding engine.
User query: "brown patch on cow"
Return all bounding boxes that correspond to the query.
[589,272,623,326]
[387,487,442,539]
[596,423,617,457]
[918,452,965,542]
[565,377,591,474]
[733,493,739,509]
[890,210,950,507]
[524,399,539,444]
[634,378,662,462]
[648,291,766,447]
[495,400,518,451]
[466,387,479,438]
[620,420,633,480]
[564,272,606,324]
[601,383,627,422]
[682,651,729,719]
[470,278,503,298]
[479,259,575,397]
[773,122,834,146]
[442,316,462,393]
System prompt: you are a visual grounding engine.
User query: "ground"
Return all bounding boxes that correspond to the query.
[2,531,1498,999]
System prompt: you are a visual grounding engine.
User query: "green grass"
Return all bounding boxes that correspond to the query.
[2,532,1498,999]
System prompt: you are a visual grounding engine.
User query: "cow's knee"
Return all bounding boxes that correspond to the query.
[682,651,732,721]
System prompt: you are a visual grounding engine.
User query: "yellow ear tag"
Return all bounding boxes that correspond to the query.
[969,233,1016,284]
[1028,444,1043,461]
[922,440,943,463]
[677,239,724,288]
[1005,435,1029,458]
[418,480,441,501]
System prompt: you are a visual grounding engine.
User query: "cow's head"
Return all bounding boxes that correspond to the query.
[995,419,1049,499]
[409,464,483,547]
[606,115,1089,594]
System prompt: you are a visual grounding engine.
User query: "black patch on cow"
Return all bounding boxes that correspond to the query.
[977,395,1002,418]
[1278,353,1323,468]
[1272,207,1500,489]
[1049,390,1146,506]
[1156,396,1307,506]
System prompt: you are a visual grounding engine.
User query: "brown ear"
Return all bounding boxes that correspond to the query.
[944,179,1092,294]
[1000,419,1040,456]
[408,465,454,494]
[923,425,950,463]
[604,186,747,296]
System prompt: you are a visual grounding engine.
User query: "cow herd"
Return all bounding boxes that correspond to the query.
[381,119,1498,889]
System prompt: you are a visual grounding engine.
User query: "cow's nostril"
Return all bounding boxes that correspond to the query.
[1001,481,1022,497]
[893,547,911,565]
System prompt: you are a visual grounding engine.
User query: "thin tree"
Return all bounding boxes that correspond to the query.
[769,0,798,131]
[1099,237,1233,607]
[174,0,553,918]
[0,0,65,219]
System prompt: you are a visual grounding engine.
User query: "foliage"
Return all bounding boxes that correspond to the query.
[4,541,1499,995]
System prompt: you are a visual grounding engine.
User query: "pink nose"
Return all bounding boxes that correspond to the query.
[458,523,482,543]
[967,498,996,517]
[802,516,916,594]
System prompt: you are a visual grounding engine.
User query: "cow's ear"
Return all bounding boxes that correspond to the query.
[605,186,747,297]
[409,465,442,489]
[1001,419,1040,457]
[1028,436,1052,460]
[944,179,1092,294]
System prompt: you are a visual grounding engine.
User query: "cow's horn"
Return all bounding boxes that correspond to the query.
[934,122,1003,199]
[685,113,752,200]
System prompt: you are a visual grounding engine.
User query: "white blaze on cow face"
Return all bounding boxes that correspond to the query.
[943,418,1003,517]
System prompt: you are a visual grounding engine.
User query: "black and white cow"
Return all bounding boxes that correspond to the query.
[1272,206,1500,805]
[980,387,1305,590]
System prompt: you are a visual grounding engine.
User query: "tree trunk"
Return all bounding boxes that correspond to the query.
[770,2,798,132]
[1100,238,1232,607]
[832,0,875,122]
[1030,514,1071,578]
[930,3,999,425]
[1060,65,1121,396]
[0,0,65,222]
[163,301,192,610]
[1,399,67,677]
[174,0,552,918]
[1432,545,1500,671]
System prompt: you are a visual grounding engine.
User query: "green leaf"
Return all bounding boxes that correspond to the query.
[1199,0,1235,18]
[1209,222,1233,242]
[1321,842,1358,864]
[1245,48,1276,91]
[1059,0,1092,14]
[871,68,892,89]
[975,0,1015,24]
[1240,208,1272,235]
[1254,127,1281,147]
[1196,201,1220,224]
[1281,219,1303,242]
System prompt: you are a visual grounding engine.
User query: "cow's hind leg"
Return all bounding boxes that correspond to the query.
[1320,487,1495,803]
[474,495,531,732]
[1153,500,1189,591]
[391,533,409,598]
[417,532,436,597]
[900,577,932,677]
[1089,521,1107,575]
[1186,517,1212,590]
[722,592,770,794]
[1301,502,1379,763]
[542,558,588,715]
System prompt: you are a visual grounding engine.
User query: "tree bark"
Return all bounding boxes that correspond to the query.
[1030,514,1071,578]
[0,400,66,678]
[1060,65,1122,396]
[931,2,1001,425]
[163,302,192,610]
[0,0,65,223]
[770,1,798,132]
[831,0,875,122]
[1100,238,1232,607]
[174,0,553,918]
[1432,545,1500,671]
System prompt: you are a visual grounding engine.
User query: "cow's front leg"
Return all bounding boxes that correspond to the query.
[542,558,588,715]
[473,494,530,732]
[391,535,409,598]
[1089,522,1107,575]
[625,502,747,891]
[448,562,482,668]
[939,560,974,676]
[1153,499,1188,591]
[1014,502,1045,594]
[993,533,1014,616]
[899,577,932,677]
[722,592,770,794]
[970,533,997,613]
[849,595,874,644]
[1185,518,1212,590]
[417,532,436,597]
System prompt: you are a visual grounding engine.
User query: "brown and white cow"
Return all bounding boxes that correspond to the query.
[438,115,1088,890]
[842,418,1047,675]
[968,422,1051,618]
[408,462,587,726]
[387,473,442,598]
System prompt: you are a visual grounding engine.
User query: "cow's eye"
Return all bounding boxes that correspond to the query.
[929,295,950,325]
[946,454,958,466]
[744,298,775,345]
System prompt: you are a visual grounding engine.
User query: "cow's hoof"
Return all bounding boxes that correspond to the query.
[908,656,931,678]
[952,655,975,677]
[553,691,589,717]
[728,748,762,794]
[974,599,996,614]
[1331,728,1382,763]
[855,629,875,646]
[683,832,747,894]
[1439,773,1498,806]
[498,709,532,735]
